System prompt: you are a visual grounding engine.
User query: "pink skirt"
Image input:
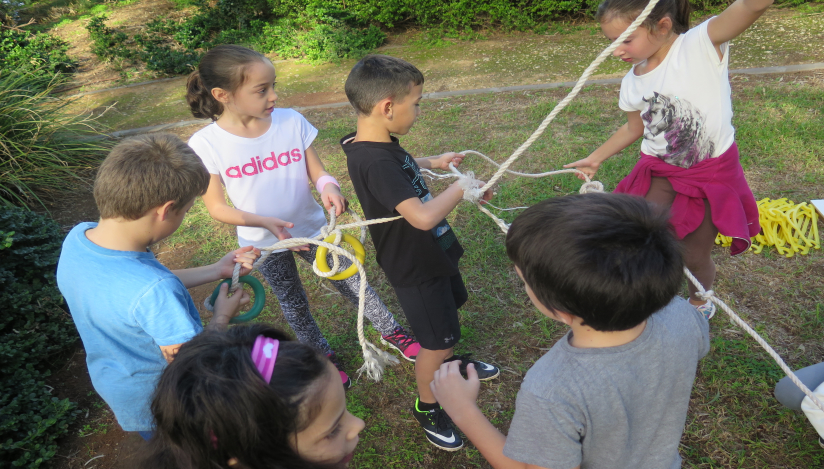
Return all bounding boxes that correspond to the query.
[615,142,760,255]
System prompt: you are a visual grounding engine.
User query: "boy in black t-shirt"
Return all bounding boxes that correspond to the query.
[340,55,499,452]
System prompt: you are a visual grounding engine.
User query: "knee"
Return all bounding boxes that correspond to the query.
[684,253,715,272]
[775,376,805,411]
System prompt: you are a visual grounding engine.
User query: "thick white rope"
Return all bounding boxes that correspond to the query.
[476,0,662,194]
[683,269,824,412]
[204,210,402,381]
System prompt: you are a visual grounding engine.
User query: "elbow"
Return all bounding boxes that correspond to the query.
[203,203,219,219]
[406,214,438,231]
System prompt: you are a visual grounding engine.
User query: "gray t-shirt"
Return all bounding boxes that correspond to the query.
[503,297,710,469]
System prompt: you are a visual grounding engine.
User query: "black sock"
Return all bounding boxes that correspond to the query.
[416,399,439,412]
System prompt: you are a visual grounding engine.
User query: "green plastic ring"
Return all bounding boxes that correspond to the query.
[208,275,266,324]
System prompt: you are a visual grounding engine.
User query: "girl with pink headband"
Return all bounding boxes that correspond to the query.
[140,324,364,469]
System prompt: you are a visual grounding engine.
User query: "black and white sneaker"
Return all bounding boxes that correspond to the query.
[412,399,464,451]
[445,354,500,381]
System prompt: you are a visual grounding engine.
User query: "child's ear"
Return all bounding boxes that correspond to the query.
[156,201,176,221]
[211,87,230,104]
[554,310,576,326]
[377,98,393,120]
[656,16,673,36]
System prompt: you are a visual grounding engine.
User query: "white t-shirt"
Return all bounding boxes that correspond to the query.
[188,109,327,250]
[619,19,735,168]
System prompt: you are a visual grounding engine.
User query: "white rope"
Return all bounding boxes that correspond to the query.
[683,268,824,413]
[204,209,402,381]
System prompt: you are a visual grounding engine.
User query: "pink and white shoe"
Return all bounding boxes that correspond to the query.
[381,326,421,362]
[326,353,352,389]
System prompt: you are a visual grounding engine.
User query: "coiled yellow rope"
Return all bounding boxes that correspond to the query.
[716,198,820,257]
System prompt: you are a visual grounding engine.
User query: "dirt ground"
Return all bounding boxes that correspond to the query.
[49,0,188,93]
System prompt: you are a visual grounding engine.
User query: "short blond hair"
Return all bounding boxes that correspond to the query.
[94,133,210,220]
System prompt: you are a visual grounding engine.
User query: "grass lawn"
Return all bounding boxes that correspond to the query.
[157,71,824,468]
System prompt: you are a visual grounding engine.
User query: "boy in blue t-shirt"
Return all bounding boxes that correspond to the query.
[57,134,259,437]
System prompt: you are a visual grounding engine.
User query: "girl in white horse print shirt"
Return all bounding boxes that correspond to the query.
[565,0,769,319]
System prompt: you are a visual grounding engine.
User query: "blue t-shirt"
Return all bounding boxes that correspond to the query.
[56,223,203,431]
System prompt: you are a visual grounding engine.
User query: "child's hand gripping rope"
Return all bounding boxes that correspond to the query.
[207,203,402,381]
[204,247,266,323]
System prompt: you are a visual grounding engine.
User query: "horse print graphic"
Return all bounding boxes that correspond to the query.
[641,92,714,168]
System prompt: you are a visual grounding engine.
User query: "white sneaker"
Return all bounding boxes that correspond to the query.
[693,300,716,320]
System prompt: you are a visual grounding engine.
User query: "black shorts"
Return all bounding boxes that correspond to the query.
[393,273,468,351]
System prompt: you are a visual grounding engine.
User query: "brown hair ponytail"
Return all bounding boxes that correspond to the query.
[186,70,223,121]
[185,45,271,121]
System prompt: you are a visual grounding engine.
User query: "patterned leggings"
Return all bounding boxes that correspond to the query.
[257,244,399,355]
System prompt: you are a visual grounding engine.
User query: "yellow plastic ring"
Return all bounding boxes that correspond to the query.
[315,234,366,281]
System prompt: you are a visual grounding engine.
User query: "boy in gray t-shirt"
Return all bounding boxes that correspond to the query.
[431,193,710,469]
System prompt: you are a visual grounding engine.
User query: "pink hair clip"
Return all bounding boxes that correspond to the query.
[251,335,279,383]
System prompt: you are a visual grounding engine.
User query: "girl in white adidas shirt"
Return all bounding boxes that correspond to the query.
[186,46,421,387]
[565,0,771,320]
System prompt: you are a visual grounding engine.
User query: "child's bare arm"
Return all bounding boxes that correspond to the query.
[205,281,250,331]
[415,152,465,170]
[304,145,347,216]
[431,362,566,469]
[159,343,182,363]
[200,174,308,251]
[395,184,464,230]
[395,179,492,231]
[708,0,773,48]
[564,111,643,180]
[172,246,259,288]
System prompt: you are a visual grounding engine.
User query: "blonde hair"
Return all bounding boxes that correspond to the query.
[94,133,210,220]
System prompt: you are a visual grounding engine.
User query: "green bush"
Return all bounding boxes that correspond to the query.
[87,16,203,75]
[0,29,76,79]
[134,34,202,75]
[0,208,80,469]
[259,2,385,63]
[0,69,111,208]
[86,15,133,60]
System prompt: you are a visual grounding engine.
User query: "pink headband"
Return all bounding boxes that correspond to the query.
[251,335,279,383]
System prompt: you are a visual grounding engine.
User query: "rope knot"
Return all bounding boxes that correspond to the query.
[313,228,345,278]
[457,170,485,203]
[579,181,604,194]
[696,290,714,301]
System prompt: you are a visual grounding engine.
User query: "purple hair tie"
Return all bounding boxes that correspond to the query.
[251,335,279,383]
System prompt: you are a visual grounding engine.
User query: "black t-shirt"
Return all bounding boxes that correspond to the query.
[341,132,463,287]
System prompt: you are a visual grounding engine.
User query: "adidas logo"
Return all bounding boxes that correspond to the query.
[225,149,302,179]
